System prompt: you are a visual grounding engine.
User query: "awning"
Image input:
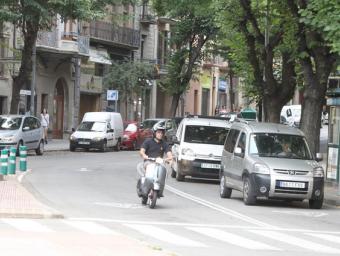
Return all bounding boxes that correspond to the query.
[89,48,112,65]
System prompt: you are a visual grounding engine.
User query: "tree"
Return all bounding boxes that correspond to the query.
[104,60,155,120]
[0,0,112,114]
[286,0,338,155]
[152,0,218,116]
[216,0,298,123]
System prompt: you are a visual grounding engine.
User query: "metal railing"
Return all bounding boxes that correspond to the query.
[89,21,140,48]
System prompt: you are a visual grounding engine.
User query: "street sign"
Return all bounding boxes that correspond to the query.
[107,90,119,101]
[20,89,31,96]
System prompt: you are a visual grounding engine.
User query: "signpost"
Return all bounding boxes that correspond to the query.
[107,90,119,112]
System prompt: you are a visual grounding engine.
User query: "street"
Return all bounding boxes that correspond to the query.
[1,145,340,256]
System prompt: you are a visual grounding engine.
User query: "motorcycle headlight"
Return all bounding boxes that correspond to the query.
[2,136,15,142]
[253,163,270,175]
[92,137,103,141]
[313,167,324,177]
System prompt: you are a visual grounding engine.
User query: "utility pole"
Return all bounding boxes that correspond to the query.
[30,41,36,115]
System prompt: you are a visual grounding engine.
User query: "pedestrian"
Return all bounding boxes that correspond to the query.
[41,108,49,144]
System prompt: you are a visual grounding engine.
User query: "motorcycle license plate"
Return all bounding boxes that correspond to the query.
[201,163,221,169]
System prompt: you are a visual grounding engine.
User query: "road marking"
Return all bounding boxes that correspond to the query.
[249,230,340,254]
[63,220,118,235]
[272,210,328,218]
[165,185,275,228]
[305,233,340,244]
[77,167,92,172]
[2,219,53,233]
[124,224,206,247]
[188,227,280,250]
[94,202,144,209]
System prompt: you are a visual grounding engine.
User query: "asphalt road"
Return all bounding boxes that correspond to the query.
[8,144,340,256]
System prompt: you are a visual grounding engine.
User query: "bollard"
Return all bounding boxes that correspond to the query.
[19,145,27,172]
[8,147,16,175]
[1,149,9,175]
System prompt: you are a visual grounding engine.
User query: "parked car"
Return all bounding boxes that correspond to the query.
[137,118,166,147]
[70,112,123,152]
[171,116,231,181]
[121,121,139,150]
[0,115,44,155]
[219,121,324,209]
[152,118,182,146]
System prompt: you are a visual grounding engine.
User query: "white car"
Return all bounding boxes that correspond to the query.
[0,115,44,155]
[171,116,231,181]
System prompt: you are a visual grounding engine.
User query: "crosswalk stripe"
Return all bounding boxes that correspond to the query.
[63,220,118,235]
[188,227,280,251]
[250,230,340,254]
[125,224,206,247]
[305,233,340,244]
[2,219,54,233]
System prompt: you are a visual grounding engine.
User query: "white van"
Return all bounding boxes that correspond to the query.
[69,112,123,152]
[280,105,301,127]
[171,116,231,181]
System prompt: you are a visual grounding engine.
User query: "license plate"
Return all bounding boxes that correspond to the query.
[279,181,305,188]
[79,141,90,145]
[201,163,221,169]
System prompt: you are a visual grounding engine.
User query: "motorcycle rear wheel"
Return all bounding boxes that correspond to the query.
[149,190,158,209]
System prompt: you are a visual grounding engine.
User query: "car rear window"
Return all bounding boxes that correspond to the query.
[184,125,229,145]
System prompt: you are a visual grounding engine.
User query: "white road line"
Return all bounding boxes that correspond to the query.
[125,224,206,247]
[2,219,53,233]
[305,233,340,244]
[188,227,280,251]
[63,220,118,235]
[250,230,340,254]
[166,185,275,228]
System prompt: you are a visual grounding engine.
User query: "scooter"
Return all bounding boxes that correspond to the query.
[136,157,167,209]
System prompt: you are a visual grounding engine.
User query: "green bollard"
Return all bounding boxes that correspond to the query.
[1,149,9,175]
[8,147,16,175]
[19,145,27,172]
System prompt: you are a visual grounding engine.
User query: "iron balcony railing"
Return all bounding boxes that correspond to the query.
[89,21,140,48]
[37,30,90,55]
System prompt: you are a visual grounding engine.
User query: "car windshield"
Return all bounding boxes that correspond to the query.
[77,121,106,132]
[249,133,312,160]
[0,117,22,130]
[125,123,137,132]
[184,125,229,145]
[142,120,160,129]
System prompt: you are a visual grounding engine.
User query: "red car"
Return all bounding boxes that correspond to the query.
[121,121,139,150]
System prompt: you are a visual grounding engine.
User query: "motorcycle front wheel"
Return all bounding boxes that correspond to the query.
[149,190,158,209]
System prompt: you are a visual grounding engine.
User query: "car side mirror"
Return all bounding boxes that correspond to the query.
[23,126,30,131]
[234,147,244,158]
[315,153,323,162]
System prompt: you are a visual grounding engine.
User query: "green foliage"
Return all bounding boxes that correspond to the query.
[104,60,155,101]
[300,0,340,53]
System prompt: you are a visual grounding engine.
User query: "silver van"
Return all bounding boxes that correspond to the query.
[219,122,324,209]
[0,115,44,155]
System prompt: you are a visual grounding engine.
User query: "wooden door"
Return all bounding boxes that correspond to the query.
[53,95,64,139]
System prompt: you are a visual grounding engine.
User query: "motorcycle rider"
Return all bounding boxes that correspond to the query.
[139,125,173,164]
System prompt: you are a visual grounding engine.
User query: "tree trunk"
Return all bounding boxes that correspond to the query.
[10,22,39,114]
[263,95,282,123]
[170,93,181,117]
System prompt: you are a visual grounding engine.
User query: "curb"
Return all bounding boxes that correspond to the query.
[0,170,65,219]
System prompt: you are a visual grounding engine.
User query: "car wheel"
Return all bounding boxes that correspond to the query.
[70,145,76,152]
[220,176,232,198]
[243,176,256,205]
[114,141,120,152]
[176,170,185,182]
[171,168,176,178]
[309,194,324,209]
[16,140,23,156]
[132,140,137,151]
[101,141,107,152]
[35,140,44,155]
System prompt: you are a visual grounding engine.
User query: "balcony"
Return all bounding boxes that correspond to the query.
[36,30,89,56]
[140,5,156,24]
[89,21,140,49]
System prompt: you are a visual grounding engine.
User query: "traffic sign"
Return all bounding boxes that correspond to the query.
[107,90,119,101]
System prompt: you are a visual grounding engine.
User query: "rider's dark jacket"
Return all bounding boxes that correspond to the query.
[141,138,170,158]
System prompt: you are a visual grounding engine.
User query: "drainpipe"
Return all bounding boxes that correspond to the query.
[73,57,81,129]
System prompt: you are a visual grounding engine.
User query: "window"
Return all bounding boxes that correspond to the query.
[224,129,240,153]
[184,125,229,145]
[237,132,246,155]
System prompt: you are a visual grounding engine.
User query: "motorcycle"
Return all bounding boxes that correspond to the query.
[136,157,167,209]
